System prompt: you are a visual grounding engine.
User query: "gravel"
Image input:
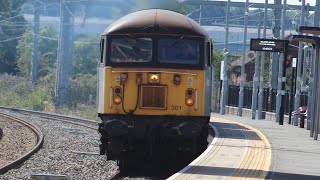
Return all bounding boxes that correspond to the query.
[0,110,118,180]
[0,116,37,168]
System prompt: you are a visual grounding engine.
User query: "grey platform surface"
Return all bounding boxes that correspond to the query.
[212,113,320,180]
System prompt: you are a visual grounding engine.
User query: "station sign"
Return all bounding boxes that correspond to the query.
[250,38,288,52]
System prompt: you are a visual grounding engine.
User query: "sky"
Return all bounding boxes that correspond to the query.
[220,0,316,6]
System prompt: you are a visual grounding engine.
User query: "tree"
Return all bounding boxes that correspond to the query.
[71,35,99,77]
[0,0,27,73]
[67,74,97,107]
[129,0,184,14]
[16,26,58,79]
[212,46,225,80]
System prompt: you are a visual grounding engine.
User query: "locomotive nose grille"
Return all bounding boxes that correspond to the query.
[140,85,167,109]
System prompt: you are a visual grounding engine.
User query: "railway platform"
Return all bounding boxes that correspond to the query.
[168,113,320,180]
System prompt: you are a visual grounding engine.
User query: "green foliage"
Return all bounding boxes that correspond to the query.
[16,30,98,112]
[0,73,98,120]
[0,0,27,73]
[66,74,97,108]
[65,35,100,110]
[16,26,58,78]
[0,74,54,111]
[176,4,188,14]
[130,0,148,12]
[129,0,183,13]
[212,47,224,80]
[72,35,99,76]
[16,28,32,77]
[66,35,99,110]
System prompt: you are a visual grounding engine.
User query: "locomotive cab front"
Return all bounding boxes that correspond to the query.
[97,9,213,169]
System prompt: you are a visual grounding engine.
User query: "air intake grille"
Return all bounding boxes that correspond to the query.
[140,85,167,109]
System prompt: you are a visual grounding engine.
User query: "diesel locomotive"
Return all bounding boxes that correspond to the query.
[97,9,213,170]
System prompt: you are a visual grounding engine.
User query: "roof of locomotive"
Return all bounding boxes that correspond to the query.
[102,9,209,39]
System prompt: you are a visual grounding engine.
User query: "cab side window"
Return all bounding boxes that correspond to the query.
[100,38,105,64]
[206,41,212,66]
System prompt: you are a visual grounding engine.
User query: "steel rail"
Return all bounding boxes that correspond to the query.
[41,116,97,131]
[0,127,2,141]
[0,112,44,174]
[0,106,98,128]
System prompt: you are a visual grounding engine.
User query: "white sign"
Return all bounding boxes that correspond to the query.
[259,41,276,46]
[220,62,224,80]
[292,58,297,68]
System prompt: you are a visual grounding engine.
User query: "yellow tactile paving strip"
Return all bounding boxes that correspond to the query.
[168,116,272,180]
[222,117,272,180]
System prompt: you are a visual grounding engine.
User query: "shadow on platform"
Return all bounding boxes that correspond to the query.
[183,166,320,180]
[212,122,262,141]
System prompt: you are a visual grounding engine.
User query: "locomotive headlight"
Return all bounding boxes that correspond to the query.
[185,98,194,106]
[149,73,160,84]
[113,96,122,104]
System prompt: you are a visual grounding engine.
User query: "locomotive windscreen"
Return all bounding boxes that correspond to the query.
[110,37,153,63]
[158,38,200,65]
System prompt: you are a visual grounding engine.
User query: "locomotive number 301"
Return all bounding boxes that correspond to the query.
[171,105,182,110]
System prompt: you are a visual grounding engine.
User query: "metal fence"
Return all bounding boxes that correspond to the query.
[226,85,308,115]
[211,80,221,112]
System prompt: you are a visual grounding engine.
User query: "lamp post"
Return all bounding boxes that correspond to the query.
[199,5,202,25]
[31,0,40,82]
[238,0,249,117]
[251,9,262,120]
[293,0,306,126]
[301,45,309,92]
[288,12,300,124]
[310,0,320,138]
[292,13,301,32]
[299,12,316,129]
[257,0,268,119]
[275,0,287,123]
[270,0,282,97]
[220,0,231,115]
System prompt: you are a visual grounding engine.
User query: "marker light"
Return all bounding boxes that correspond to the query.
[173,74,181,85]
[149,73,160,83]
[186,89,194,96]
[185,98,194,106]
[113,96,122,104]
[120,73,128,85]
[114,87,122,94]
[136,73,143,84]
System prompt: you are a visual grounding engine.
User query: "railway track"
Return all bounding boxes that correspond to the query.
[0,107,118,179]
[0,107,215,179]
[0,112,44,174]
[0,106,97,129]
